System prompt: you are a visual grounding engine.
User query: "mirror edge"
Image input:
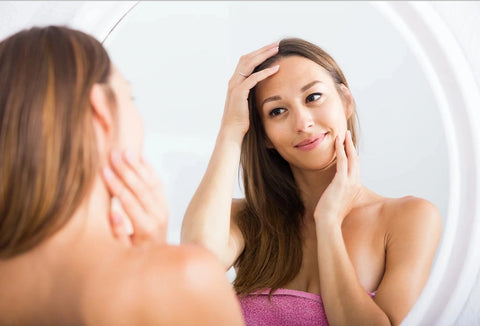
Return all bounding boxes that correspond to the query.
[373,2,480,325]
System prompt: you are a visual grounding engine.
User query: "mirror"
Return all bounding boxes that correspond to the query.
[104,1,449,240]
[102,1,480,325]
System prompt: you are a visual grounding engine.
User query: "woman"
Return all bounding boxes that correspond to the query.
[0,26,244,325]
[181,38,442,325]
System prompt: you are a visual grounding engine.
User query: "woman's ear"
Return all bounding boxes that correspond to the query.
[339,84,355,119]
[90,84,113,137]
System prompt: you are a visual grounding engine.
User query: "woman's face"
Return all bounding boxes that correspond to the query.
[255,55,353,171]
[109,66,144,155]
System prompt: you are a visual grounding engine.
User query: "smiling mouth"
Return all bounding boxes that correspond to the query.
[295,133,328,150]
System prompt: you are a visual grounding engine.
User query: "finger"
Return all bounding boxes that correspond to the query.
[125,152,169,223]
[140,153,157,175]
[344,130,359,177]
[123,150,154,195]
[110,151,151,212]
[245,42,279,60]
[112,196,134,236]
[335,135,348,177]
[236,43,279,75]
[131,223,167,246]
[102,166,151,237]
[108,209,131,247]
[240,65,280,95]
[232,43,279,84]
[125,151,158,194]
[344,130,357,158]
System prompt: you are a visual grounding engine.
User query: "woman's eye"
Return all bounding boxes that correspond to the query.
[269,107,286,117]
[306,93,322,103]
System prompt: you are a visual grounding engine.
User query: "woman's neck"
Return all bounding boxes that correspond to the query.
[51,174,119,259]
[0,173,120,321]
[10,173,122,277]
[290,163,373,218]
[291,163,337,214]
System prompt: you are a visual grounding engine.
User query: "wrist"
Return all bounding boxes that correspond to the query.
[314,210,341,229]
[217,125,246,145]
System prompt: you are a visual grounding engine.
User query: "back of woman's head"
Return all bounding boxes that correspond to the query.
[0,26,113,258]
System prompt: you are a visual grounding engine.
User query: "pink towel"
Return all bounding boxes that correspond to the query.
[239,288,375,326]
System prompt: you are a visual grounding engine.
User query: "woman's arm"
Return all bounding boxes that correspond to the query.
[181,126,246,268]
[314,132,441,326]
[181,43,280,269]
[372,197,441,325]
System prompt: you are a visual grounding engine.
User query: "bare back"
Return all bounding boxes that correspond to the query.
[0,229,243,325]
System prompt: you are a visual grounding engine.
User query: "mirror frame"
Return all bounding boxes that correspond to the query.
[372,2,480,325]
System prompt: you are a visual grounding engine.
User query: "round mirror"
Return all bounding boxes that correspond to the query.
[100,2,478,325]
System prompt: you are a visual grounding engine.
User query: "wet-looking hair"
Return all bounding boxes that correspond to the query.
[234,38,358,296]
[0,26,114,258]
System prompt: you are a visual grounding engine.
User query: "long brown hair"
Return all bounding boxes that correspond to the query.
[234,38,358,295]
[0,26,114,258]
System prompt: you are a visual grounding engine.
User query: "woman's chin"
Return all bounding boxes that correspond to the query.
[289,155,337,173]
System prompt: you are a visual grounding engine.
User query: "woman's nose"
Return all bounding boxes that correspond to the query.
[294,107,314,133]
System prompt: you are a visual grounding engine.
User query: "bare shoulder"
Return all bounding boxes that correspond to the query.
[382,196,442,245]
[383,196,441,226]
[83,245,243,325]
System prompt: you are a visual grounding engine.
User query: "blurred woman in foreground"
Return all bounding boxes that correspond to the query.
[0,26,243,325]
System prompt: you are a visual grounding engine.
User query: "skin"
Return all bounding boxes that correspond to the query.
[0,67,244,325]
[181,44,442,326]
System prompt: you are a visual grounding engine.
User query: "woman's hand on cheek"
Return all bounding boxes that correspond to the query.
[102,150,169,247]
[314,130,362,227]
[221,43,279,138]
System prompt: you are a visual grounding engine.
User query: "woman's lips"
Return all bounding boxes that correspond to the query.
[295,133,328,151]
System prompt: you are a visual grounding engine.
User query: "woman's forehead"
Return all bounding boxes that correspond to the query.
[256,56,333,98]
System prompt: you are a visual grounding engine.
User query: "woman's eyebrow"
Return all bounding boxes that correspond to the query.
[261,95,282,107]
[301,80,323,92]
[261,80,326,108]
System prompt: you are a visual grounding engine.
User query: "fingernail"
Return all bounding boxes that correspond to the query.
[271,65,280,71]
[111,212,123,225]
[271,46,279,52]
[103,167,114,180]
[111,151,121,165]
[140,153,147,163]
[124,149,136,166]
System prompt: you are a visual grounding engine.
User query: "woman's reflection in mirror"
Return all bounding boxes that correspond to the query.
[182,38,441,326]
